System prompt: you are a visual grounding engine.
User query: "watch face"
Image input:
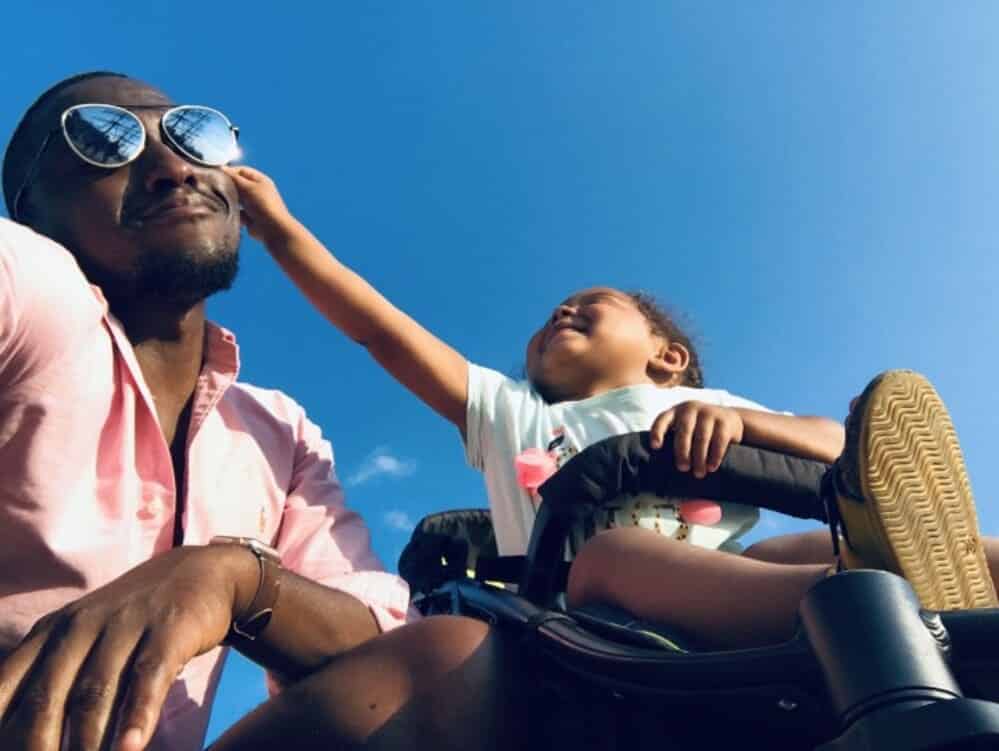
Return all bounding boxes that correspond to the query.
[247,539,282,563]
[210,536,282,564]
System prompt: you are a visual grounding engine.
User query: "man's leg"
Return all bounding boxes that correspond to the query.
[208,616,532,751]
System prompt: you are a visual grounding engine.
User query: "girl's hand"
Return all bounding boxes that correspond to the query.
[650,402,744,479]
[222,165,299,244]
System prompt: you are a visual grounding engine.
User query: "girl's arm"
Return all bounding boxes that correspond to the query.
[224,166,468,430]
[651,403,844,479]
[735,410,844,464]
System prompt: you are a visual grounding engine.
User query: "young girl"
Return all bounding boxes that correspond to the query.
[224,165,998,648]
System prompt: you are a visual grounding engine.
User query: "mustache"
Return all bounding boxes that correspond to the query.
[121,186,229,226]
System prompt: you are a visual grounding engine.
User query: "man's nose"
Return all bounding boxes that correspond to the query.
[136,137,197,192]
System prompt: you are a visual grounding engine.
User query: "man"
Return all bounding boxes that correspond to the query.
[0,72,523,751]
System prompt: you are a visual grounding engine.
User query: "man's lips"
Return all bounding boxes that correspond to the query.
[126,192,225,226]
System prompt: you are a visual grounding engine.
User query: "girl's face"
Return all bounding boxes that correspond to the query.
[526,287,669,403]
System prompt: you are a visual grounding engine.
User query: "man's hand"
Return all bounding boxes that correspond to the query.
[0,545,257,751]
[222,165,301,246]
[650,401,745,479]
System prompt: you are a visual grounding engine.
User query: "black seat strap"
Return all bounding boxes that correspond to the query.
[476,555,570,590]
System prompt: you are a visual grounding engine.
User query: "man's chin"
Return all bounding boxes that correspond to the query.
[134,245,240,306]
[77,244,240,308]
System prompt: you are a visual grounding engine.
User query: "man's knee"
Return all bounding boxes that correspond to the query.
[211,616,529,750]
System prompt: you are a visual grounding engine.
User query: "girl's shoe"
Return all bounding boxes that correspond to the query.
[826,370,997,610]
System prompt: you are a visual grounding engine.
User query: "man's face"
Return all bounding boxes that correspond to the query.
[21,76,241,307]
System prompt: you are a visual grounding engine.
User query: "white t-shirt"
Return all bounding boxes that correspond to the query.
[464,364,772,556]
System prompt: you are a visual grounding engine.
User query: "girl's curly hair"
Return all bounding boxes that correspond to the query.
[627,291,703,388]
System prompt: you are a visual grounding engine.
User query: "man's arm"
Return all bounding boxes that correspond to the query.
[0,390,408,751]
[232,402,411,686]
[226,562,382,684]
[0,542,392,751]
[224,166,469,431]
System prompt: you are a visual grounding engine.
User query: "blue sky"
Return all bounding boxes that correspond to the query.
[4,1,999,744]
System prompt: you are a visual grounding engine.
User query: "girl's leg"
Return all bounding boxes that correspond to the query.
[743,529,836,565]
[567,527,827,650]
[208,616,532,751]
[745,529,999,590]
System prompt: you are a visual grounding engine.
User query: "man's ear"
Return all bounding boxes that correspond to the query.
[648,340,690,386]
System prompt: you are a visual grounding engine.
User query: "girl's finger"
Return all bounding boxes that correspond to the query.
[705,425,731,473]
[222,165,258,181]
[672,410,696,472]
[649,410,674,449]
[690,418,712,479]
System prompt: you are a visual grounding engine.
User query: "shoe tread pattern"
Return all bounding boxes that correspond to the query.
[855,371,997,610]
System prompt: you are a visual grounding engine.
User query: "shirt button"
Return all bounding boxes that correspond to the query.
[137,495,166,520]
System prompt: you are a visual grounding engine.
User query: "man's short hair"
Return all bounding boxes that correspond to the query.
[2,71,130,218]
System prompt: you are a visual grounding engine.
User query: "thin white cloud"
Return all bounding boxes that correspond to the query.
[761,512,784,531]
[383,510,416,533]
[346,446,417,486]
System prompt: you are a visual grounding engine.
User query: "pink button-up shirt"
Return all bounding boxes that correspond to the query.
[0,218,411,750]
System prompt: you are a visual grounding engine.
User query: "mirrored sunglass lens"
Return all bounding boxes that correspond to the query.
[163,107,237,165]
[63,106,144,166]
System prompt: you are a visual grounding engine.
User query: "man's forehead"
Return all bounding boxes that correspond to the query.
[43,78,171,120]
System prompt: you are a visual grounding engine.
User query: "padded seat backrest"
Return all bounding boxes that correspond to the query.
[399,508,497,597]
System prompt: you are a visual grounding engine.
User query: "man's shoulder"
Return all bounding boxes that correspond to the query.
[0,217,92,287]
[222,380,333,462]
[1,217,69,256]
[226,380,308,422]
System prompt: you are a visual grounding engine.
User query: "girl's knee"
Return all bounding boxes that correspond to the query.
[743,530,833,565]
[743,536,791,563]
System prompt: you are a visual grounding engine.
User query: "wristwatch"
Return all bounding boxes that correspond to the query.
[209,536,283,640]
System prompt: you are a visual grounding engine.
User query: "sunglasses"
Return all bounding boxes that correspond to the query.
[11,103,240,222]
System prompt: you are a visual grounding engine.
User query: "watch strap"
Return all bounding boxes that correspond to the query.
[210,536,283,641]
[231,552,282,640]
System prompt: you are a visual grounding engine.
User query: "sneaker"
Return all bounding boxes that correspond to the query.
[826,370,997,610]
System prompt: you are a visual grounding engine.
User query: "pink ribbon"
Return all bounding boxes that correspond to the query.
[678,499,723,526]
[514,448,559,494]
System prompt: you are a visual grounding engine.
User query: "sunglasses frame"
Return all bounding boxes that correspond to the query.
[11,103,239,222]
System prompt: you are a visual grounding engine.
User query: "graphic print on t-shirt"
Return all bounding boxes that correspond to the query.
[544,425,692,551]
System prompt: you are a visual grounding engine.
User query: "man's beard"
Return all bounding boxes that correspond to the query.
[78,244,240,309]
[133,245,240,306]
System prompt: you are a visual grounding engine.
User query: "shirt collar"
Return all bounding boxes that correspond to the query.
[203,320,240,380]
